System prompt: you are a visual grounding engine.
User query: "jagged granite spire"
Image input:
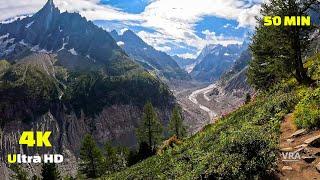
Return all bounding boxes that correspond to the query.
[32,0,59,31]
[48,0,54,5]
[35,0,59,16]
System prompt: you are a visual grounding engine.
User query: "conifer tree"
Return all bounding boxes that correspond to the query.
[248,0,319,89]
[245,93,251,104]
[41,163,60,180]
[79,134,105,178]
[10,164,28,180]
[104,143,129,173]
[136,101,163,151]
[168,105,186,139]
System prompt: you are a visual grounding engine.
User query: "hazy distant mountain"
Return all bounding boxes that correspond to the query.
[190,44,246,82]
[171,55,196,73]
[309,7,320,25]
[110,30,190,80]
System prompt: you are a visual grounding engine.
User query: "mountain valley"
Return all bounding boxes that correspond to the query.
[0,0,319,179]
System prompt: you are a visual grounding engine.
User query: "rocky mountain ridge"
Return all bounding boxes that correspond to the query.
[110,30,190,80]
[190,43,247,82]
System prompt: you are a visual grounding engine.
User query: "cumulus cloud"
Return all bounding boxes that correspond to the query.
[0,0,263,56]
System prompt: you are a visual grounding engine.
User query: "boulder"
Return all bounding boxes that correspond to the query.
[286,138,294,143]
[304,135,320,147]
[316,162,320,173]
[294,144,308,149]
[290,129,306,138]
[302,156,316,163]
[282,166,293,171]
[294,147,306,154]
[280,147,294,152]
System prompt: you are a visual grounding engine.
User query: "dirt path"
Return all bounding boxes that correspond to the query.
[278,113,320,179]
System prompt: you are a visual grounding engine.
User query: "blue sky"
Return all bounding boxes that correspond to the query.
[100,0,153,14]
[0,0,263,58]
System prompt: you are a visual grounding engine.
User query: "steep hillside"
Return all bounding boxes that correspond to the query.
[221,49,252,82]
[105,53,319,179]
[219,49,253,95]
[110,30,190,80]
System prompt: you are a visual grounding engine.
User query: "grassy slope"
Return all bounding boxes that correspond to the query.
[105,53,319,180]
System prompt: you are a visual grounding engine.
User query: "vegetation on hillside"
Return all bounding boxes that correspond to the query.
[136,102,164,152]
[168,105,186,139]
[294,87,320,129]
[79,134,105,178]
[102,0,320,178]
[248,0,319,89]
[41,163,61,180]
[104,52,319,179]
[105,79,303,179]
[0,59,175,123]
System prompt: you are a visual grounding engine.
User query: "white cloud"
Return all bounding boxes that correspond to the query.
[154,45,171,52]
[177,53,197,59]
[223,23,232,28]
[0,0,263,56]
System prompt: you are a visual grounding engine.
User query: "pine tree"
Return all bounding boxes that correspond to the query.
[114,146,129,170]
[41,163,60,180]
[79,134,105,178]
[248,0,319,89]
[168,105,186,139]
[104,143,118,173]
[106,144,130,172]
[32,175,40,180]
[137,142,154,160]
[10,164,28,180]
[245,93,251,104]
[136,101,163,151]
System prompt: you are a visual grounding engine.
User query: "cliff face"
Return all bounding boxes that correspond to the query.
[0,103,172,176]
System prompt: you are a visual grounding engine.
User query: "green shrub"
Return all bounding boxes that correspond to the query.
[294,88,320,129]
[305,53,320,80]
[105,82,300,180]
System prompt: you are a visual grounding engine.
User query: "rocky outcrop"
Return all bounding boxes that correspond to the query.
[223,67,253,96]
[0,104,172,177]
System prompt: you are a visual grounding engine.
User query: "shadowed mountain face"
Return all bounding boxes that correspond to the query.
[110,30,190,80]
[171,55,196,73]
[191,44,246,82]
[220,49,252,82]
[0,0,138,75]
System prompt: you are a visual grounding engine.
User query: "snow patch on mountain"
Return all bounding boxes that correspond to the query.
[68,48,78,56]
[25,21,34,28]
